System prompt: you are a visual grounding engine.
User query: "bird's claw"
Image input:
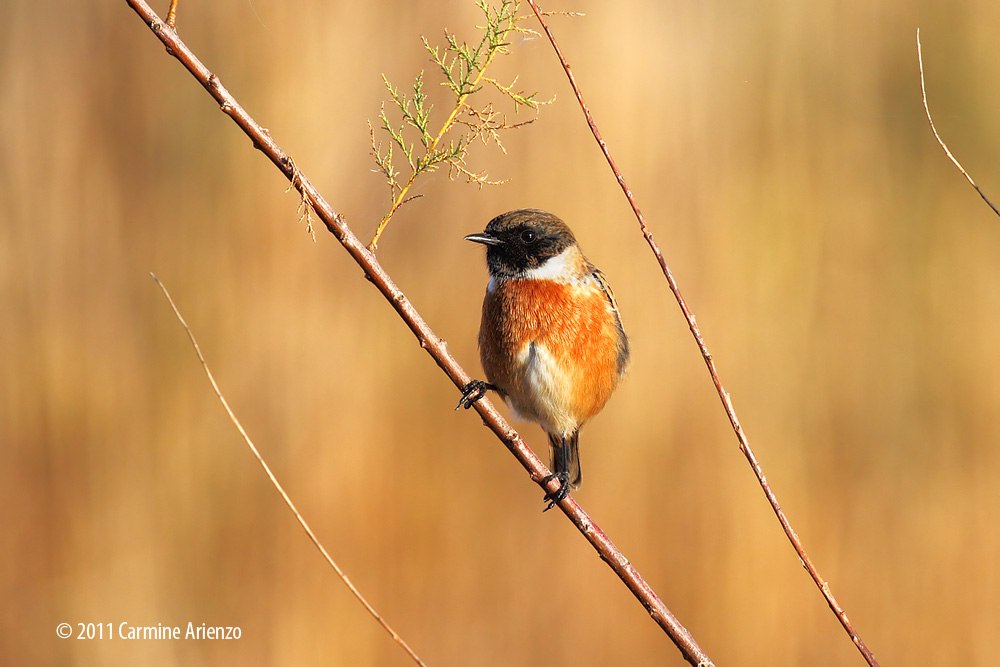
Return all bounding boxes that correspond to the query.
[541,472,571,512]
[456,380,495,410]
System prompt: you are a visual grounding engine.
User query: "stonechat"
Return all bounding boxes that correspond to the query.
[458,209,629,510]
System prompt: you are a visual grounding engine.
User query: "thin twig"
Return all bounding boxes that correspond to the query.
[124,2,713,665]
[524,2,880,665]
[166,0,178,28]
[150,274,428,667]
[917,28,1000,218]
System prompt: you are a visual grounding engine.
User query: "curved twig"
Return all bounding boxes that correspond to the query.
[524,1,879,665]
[917,28,1000,219]
[124,1,713,665]
[150,274,427,667]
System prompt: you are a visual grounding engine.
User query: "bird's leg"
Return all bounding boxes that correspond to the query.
[456,380,501,410]
[541,435,573,511]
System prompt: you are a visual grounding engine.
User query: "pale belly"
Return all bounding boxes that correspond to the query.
[504,341,579,436]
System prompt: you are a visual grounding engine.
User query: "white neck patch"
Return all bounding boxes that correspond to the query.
[522,246,584,283]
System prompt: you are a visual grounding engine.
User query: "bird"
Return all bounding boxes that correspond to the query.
[458,209,629,511]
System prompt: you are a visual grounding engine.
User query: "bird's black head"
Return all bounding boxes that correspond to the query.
[464,209,578,279]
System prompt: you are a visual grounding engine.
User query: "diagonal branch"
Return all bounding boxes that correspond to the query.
[124,1,713,665]
[524,1,880,665]
[150,274,427,667]
[916,28,1000,219]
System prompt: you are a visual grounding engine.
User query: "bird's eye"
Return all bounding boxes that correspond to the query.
[519,229,537,244]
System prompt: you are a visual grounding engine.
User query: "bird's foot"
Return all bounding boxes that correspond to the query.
[541,472,571,512]
[456,380,499,410]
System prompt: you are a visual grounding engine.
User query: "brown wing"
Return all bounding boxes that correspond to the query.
[591,266,630,375]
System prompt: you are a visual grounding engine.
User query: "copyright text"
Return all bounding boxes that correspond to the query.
[56,622,242,640]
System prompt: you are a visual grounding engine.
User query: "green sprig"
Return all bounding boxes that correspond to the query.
[368,0,550,250]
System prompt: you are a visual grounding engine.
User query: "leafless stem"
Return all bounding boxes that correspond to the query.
[149,274,427,667]
[125,1,713,664]
[917,28,1000,219]
[524,1,880,665]
[166,0,178,28]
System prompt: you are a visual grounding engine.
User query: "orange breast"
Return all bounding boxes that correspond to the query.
[478,278,625,433]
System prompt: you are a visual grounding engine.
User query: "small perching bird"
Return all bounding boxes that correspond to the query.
[459,209,629,510]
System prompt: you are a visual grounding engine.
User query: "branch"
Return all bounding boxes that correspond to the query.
[124,1,713,665]
[916,28,1000,219]
[150,274,427,666]
[524,2,880,665]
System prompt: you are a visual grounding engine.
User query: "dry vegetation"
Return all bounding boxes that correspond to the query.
[3,1,1000,665]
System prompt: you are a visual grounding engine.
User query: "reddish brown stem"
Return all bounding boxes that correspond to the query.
[525,1,879,665]
[124,1,714,665]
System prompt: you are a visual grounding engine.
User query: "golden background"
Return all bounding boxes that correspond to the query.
[3,1,1000,665]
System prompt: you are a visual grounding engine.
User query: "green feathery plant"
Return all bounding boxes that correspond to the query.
[368,0,546,250]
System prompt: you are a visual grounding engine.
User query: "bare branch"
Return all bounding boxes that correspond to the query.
[125,1,711,664]
[150,274,426,666]
[524,1,879,665]
[917,28,1000,218]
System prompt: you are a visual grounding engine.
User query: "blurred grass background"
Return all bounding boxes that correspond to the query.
[3,0,1000,665]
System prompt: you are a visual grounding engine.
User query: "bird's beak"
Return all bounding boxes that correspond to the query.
[464,232,503,246]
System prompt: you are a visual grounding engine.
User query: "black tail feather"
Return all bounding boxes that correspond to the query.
[548,431,581,490]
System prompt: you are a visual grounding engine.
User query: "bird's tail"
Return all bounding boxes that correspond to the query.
[548,431,581,490]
